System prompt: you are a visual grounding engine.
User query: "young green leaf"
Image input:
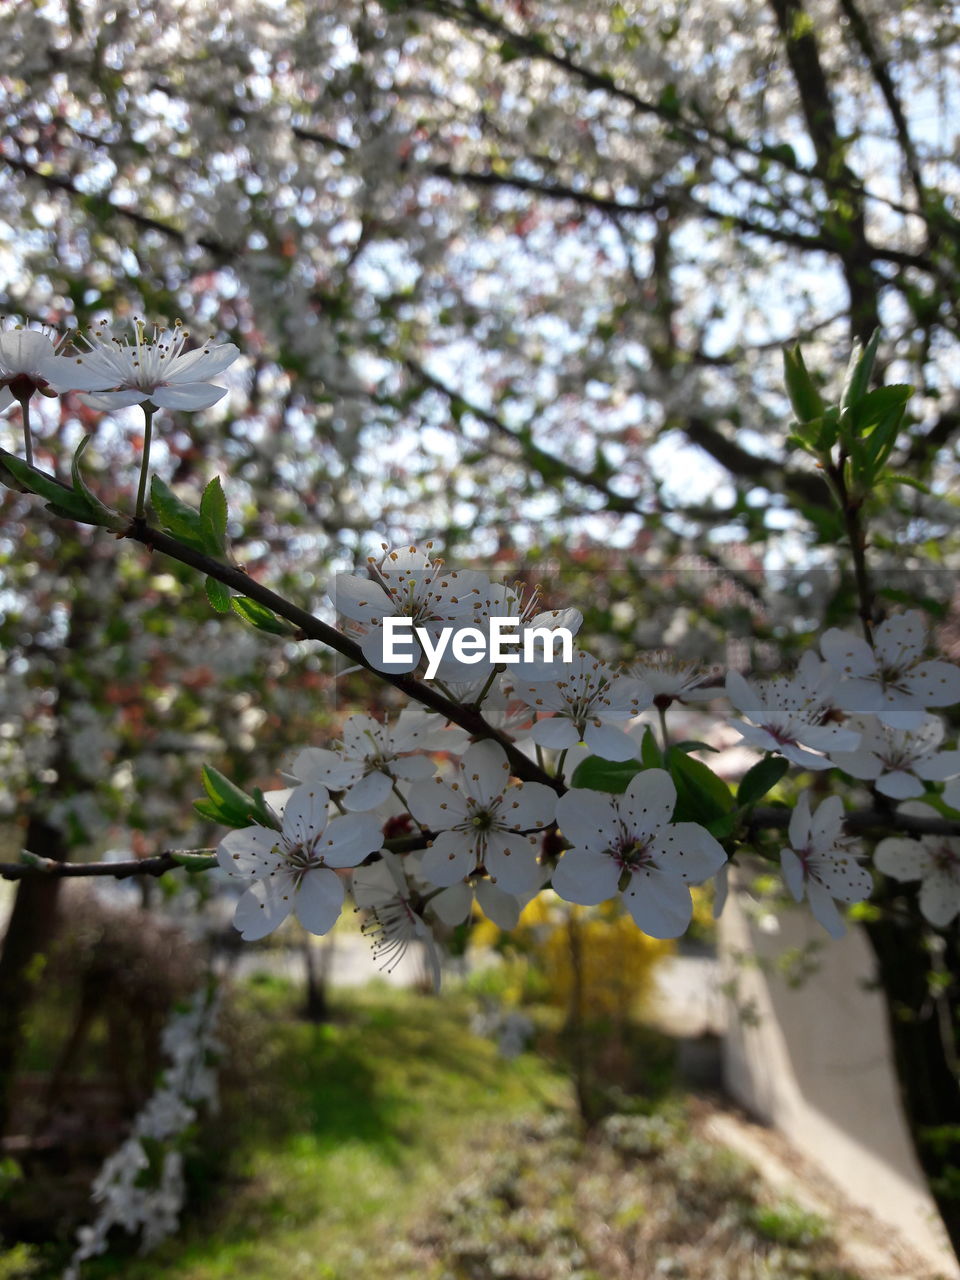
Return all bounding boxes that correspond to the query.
[639,726,663,770]
[149,475,208,551]
[199,476,228,555]
[205,576,232,613]
[667,748,734,825]
[1,452,101,524]
[569,755,643,794]
[231,596,295,636]
[199,764,263,828]
[736,755,790,808]
[71,435,127,531]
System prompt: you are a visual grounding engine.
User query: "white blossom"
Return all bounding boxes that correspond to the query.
[552,769,727,938]
[287,704,450,811]
[514,650,651,762]
[352,850,441,991]
[630,650,722,705]
[40,320,238,411]
[217,784,383,939]
[331,542,490,675]
[407,740,556,894]
[821,612,960,729]
[726,652,859,770]
[829,714,960,800]
[0,321,65,411]
[780,794,872,938]
[874,802,960,928]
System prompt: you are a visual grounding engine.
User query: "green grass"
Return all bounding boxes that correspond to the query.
[76,977,569,1280]
[3,976,864,1280]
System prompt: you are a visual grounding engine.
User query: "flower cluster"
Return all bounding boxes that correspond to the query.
[64,985,221,1278]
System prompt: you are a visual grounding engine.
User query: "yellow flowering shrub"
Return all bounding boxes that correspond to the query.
[471,893,674,1021]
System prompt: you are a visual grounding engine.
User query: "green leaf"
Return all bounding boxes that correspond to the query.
[667,748,734,825]
[205,576,232,613]
[639,726,663,770]
[198,764,274,829]
[231,596,294,636]
[71,435,127,531]
[170,852,219,872]
[840,329,881,413]
[737,755,790,808]
[199,476,228,555]
[886,473,931,494]
[149,475,208,551]
[569,755,642,794]
[783,345,824,424]
[0,452,101,524]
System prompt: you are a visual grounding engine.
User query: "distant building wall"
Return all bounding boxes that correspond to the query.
[719,876,959,1277]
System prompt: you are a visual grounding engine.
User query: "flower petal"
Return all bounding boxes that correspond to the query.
[294,867,345,934]
[500,780,557,831]
[166,342,239,381]
[430,882,475,926]
[551,848,619,905]
[622,866,692,938]
[344,770,393,811]
[420,830,476,887]
[282,784,330,846]
[806,878,847,939]
[582,721,638,761]
[80,389,151,409]
[320,812,383,868]
[821,628,876,677]
[484,831,542,895]
[233,876,295,941]
[555,788,618,853]
[475,878,523,929]
[407,777,470,829]
[903,661,960,710]
[150,382,227,410]
[217,825,283,878]
[621,769,676,839]
[780,847,805,903]
[653,821,727,882]
[873,837,932,882]
[919,868,960,928]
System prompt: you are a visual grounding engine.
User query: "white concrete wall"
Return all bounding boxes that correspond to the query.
[719,875,959,1277]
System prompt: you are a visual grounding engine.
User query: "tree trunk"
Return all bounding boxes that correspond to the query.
[0,816,67,1137]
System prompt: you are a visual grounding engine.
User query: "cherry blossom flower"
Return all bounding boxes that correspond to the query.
[829,714,960,799]
[821,612,960,729]
[429,874,531,931]
[874,802,960,927]
[331,542,490,674]
[551,769,727,938]
[0,322,64,411]
[217,784,383,940]
[780,794,872,938]
[460,580,583,685]
[287,705,459,811]
[945,779,960,812]
[726,652,859,770]
[40,320,238,411]
[407,740,556,894]
[630,651,722,706]
[514,650,651,762]
[352,851,441,990]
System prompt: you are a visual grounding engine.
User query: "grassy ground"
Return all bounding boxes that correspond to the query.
[3,975,862,1280]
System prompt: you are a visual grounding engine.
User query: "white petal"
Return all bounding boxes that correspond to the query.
[360,624,420,674]
[0,387,13,412]
[875,611,927,668]
[821,628,876,677]
[80,389,150,409]
[875,770,924,800]
[330,573,389,624]
[551,848,620,905]
[814,853,872,904]
[806,879,847,939]
[873,837,932,882]
[484,832,542,895]
[622,867,692,938]
[320,812,383,868]
[555,788,618,853]
[430,882,475,925]
[787,793,812,850]
[0,329,56,370]
[217,825,283,878]
[344,770,393,811]
[420,830,476,887]
[652,822,727,882]
[834,677,884,714]
[529,716,580,750]
[282,784,330,846]
[233,877,294,941]
[38,353,117,391]
[294,867,345,935]
[166,342,239,381]
[915,750,960,782]
[780,847,805,903]
[903,661,960,709]
[725,671,762,718]
[407,778,470,829]
[919,869,960,928]
[582,721,638,761]
[461,740,511,800]
[828,747,882,780]
[621,769,676,838]
[475,878,523,929]
[351,859,396,909]
[500,781,557,831]
[810,795,844,847]
[290,746,360,790]
[150,382,227,410]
